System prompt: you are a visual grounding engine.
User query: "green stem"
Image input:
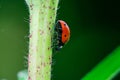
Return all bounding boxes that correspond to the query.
[25,0,59,80]
[82,46,120,80]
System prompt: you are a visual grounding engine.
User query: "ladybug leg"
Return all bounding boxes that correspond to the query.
[56,37,61,41]
[58,27,62,30]
[58,34,61,37]
[58,30,62,34]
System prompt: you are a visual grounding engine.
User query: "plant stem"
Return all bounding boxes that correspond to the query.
[25,0,59,80]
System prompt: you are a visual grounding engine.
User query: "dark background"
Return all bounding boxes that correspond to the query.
[0,0,120,80]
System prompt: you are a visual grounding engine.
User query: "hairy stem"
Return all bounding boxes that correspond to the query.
[25,0,59,80]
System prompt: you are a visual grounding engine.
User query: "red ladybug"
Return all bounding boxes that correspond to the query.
[54,20,70,50]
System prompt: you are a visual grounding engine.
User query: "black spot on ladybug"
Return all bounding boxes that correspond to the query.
[64,24,66,26]
[64,35,66,37]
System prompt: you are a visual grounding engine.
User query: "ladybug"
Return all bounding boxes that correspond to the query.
[54,20,70,50]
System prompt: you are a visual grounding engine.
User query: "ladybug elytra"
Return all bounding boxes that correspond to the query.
[54,20,70,50]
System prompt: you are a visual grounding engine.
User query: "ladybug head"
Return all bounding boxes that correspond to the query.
[55,42,64,51]
[55,45,63,51]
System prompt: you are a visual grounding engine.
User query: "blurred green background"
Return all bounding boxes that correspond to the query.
[0,0,120,80]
